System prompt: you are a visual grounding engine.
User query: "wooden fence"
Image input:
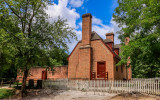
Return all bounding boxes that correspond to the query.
[42,79,160,95]
[0,78,19,88]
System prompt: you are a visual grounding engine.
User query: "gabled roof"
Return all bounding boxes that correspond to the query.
[79,32,102,43]
[68,31,121,60]
[114,44,122,54]
[91,31,102,40]
[103,39,113,43]
[114,44,121,48]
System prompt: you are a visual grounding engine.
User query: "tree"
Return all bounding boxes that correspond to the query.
[0,30,17,78]
[0,0,77,96]
[48,48,69,65]
[113,0,160,78]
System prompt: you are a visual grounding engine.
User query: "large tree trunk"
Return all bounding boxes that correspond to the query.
[21,66,28,97]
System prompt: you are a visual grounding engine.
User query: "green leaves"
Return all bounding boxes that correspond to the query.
[0,0,76,78]
[114,0,160,78]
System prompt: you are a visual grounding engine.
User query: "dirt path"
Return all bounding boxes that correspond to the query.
[110,92,160,100]
[48,90,117,100]
[11,89,159,100]
[22,89,118,100]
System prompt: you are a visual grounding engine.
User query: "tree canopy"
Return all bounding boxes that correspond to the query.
[113,0,160,78]
[0,0,77,96]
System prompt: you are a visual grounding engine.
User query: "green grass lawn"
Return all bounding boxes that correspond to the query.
[13,82,22,85]
[0,88,14,99]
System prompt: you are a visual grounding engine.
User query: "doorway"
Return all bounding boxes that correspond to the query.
[42,71,47,80]
[97,62,106,78]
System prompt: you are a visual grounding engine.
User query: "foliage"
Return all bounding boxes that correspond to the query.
[113,0,160,78]
[48,48,69,66]
[0,0,77,95]
[0,89,14,99]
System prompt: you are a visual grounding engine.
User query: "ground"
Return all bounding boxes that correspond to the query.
[18,89,117,100]
[9,89,159,100]
[0,88,14,99]
[110,92,160,100]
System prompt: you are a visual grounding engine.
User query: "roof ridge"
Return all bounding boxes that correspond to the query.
[91,31,103,40]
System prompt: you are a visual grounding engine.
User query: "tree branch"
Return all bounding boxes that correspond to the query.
[28,3,41,36]
[5,0,22,19]
[23,0,30,33]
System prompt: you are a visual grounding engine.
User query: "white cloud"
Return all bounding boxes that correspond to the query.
[92,17,121,44]
[45,0,121,53]
[45,0,81,52]
[78,17,121,45]
[92,16,103,25]
[69,0,84,7]
[46,0,80,28]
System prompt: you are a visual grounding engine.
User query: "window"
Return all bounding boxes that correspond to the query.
[115,61,118,72]
[121,65,123,73]
[116,66,118,72]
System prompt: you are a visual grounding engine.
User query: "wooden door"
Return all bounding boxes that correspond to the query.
[97,62,105,78]
[42,71,47,80]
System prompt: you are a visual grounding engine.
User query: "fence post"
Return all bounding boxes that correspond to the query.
[9,80,11,88]
[154,80,155,94]
[1,79,3,88]
[94,80,95,95]
[129,80,130,92]
[158,80,160,95]
[17,80,19,88]
[108,80,110,93]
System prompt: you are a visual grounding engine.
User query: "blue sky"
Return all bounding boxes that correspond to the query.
[46,0,120,52]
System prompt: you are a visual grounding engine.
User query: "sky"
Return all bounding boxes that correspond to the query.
[46,0,121,53]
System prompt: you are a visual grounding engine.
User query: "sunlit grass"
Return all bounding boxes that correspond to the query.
[0,88,14,99]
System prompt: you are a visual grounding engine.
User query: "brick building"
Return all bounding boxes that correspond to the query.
[68,13,132,80]
[17,66,68,82]
[17,13,132,81]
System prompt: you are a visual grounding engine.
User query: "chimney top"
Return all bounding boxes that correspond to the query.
[106,32,114,36]
[82,13,92,45]
[125,37,130,45]
[82,13,92,18]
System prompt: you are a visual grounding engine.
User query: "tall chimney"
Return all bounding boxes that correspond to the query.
[106,32,114,42]
[124,37,132,80]
[82,13,92,45]
[125,37,130,45]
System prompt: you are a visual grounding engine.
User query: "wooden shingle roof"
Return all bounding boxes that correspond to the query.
[91,31,102,40]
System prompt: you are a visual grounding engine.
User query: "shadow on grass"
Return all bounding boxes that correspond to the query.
[0,88,14,99]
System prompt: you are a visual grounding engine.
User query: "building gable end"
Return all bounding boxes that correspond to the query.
[68,42,80,61]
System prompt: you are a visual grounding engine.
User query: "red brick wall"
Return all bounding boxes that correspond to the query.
[68,43,81,79]
[68,40,118,80]
[106,43,113,50]
[91,40,114,80]
[17,66,68,82]
[68,13,131,80]
[127,57,132,80]
[114,48,119,55]
[106,34,114,42]
[125,37,132,80]
[76,47,91,79]
[82,13,92,45]
[114,60,128,80]
[68,40,130,80]
[69,13,92,80]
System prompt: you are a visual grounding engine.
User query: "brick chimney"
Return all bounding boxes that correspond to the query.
[124,37,132,80]
[76,13,92,80]
[125,37,130,45]
[106,32,114,42]
[82,13,92,45]
[106,32,114,50]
